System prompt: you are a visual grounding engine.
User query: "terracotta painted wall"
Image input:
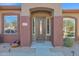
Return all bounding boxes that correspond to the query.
[20,16,31,46]
[53,16,63,46]
[0,13,2,34]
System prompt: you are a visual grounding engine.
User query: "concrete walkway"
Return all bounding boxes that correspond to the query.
[31,41,53,48]
[0,42,79,56]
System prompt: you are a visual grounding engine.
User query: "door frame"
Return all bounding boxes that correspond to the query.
[32,16,52,41]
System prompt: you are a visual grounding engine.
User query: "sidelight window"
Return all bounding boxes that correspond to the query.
[46,17,51,36]
[32,18,36,35]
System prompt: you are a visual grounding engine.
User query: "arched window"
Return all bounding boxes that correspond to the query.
[63,17,76,39]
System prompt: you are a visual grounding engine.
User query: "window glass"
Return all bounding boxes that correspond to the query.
[4,16,18,34]
[32,18,36,35]
[63,18,75,39]
[47,19,50,34]
[46,18,51,35]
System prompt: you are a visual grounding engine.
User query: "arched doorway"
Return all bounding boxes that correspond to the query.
[30,7,53,42]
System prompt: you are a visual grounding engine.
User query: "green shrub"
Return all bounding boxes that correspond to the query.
[64,38,74,47]
[67,32,74,37]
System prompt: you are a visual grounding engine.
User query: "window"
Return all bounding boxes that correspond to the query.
[63,17,75,39]
[40,20,42,34]
[32,18,36,35]
[46,17,51,36]
[4,15,18,34]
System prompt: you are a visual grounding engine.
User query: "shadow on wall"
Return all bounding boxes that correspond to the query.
[0,34,4,43]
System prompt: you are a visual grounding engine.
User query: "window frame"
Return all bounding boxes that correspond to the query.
[63,17,76,39]
[2,13,19,35]
[32,17,36,35]
[46,17,51,36]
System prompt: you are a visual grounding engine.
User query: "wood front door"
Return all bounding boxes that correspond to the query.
[32,16,51,42]
[36,17,46,42]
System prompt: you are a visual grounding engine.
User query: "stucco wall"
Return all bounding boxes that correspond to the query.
[21,3,62,16]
